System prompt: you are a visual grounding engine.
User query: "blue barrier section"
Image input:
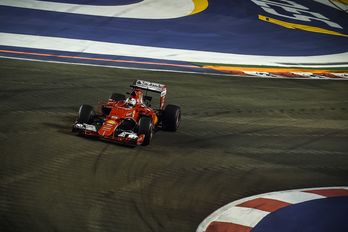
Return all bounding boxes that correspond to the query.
[0,0,347,56]
[252,196,348,232]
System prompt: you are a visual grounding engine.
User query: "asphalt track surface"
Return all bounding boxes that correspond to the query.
[1,58,348,232]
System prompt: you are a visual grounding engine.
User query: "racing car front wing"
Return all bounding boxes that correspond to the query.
[73,123,145,146]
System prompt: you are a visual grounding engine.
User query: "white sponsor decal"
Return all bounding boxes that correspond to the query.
[160,89,167,97]
[74,123,97,132]
[134,80,166,93]
[85,124,97,132]
[74,123,85,129]
[118,131,138,139]
[313,0,348,12]
[251,0,343,29]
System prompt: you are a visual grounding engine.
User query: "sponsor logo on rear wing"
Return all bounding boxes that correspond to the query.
[131,80,167,96]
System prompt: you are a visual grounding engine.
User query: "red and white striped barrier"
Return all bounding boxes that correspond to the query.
[197,187,348,232]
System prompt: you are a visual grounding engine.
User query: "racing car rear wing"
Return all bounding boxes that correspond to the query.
[131,80,167,110]
[131,80,166,94]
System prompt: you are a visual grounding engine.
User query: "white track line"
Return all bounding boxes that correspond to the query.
[214,206,269,228]
[0,55,233,77]
[0,0,198,19]
[262,191,325,204]
[1,33,347,68]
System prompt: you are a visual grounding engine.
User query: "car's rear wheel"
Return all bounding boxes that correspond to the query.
[110,93,126,101]
[163,105,181,131]
[138,116,153,146]
[77,104,95,124]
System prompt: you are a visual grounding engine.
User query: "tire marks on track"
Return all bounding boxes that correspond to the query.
[1,59,348,232]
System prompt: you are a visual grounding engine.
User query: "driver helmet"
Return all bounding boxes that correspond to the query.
[126,97,136,107]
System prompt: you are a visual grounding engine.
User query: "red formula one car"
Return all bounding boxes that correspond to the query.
[72,80,181,146]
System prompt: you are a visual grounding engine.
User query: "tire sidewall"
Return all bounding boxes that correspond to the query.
[78,104,95,124]
[138,116,153,146]
[163,105,181,131]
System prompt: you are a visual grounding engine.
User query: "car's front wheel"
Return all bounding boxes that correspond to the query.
[77,104,95,124]
[138,116,153,146]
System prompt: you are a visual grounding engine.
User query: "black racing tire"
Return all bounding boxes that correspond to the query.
[138,116,153,146]
[77,104,95,124]
[110,93,126,101]
[163,105,181,131]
